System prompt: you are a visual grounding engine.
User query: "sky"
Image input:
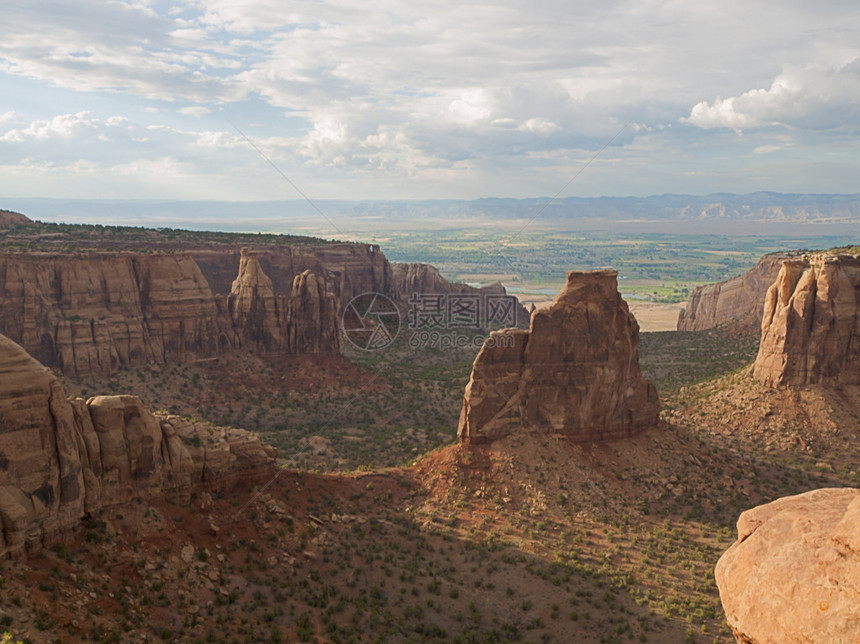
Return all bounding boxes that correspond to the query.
[0,0,859,202]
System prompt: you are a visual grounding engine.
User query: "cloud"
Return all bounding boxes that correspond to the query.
[0,111,102,143]
[685,58,860,133]
[179,106,211,117]
[753,145,782,154]
[2,0,860,198]
[0,2,243,102]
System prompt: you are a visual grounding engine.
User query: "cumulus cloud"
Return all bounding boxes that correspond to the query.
[685,58,860,133]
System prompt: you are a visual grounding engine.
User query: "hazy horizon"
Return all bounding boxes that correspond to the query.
[5,191,860,238]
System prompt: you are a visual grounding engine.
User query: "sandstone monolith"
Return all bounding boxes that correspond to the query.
[457,270,659,443]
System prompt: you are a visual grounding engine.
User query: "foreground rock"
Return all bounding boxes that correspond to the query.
[754,252,860,386]
[458,270,659,443]
[716,488,860,643]
[677,252,796,332]
[0,333,276,557]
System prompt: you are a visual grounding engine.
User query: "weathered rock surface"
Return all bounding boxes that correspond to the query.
[716,488,860,643]
[754,253,860,386]
[677,253,797,332]
[0,241,521,375]
[0,333,276,557]
[392,262,530,327]
[0,253,236,376]
[288,269,339,353]
[458,270,659,443]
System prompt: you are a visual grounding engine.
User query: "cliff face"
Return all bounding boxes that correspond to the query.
[190,243,391,302]
[754,253,860,386]
[0,253,235,376]
[0,333,276,557]
[457,270,659,444]
[677,253,795,332]
[288,269,339,353]
[716,488,860,643]
[0,242,525,376]
[0,248,347,376]
[391,262,530,327]
[227,251,339,354]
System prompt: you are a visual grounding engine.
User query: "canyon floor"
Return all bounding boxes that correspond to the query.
[3,324,858,643]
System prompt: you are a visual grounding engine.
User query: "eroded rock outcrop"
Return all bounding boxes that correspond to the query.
[457,270,659,443]
[754,253,860,386]
[677,253,796,332]
[0,253,235,376]
[228,251,339,354]
[288,269,339,353]
[716,488,860,643]
[0,333,276,557]
[0,240,520,376]
[392,262,529,327]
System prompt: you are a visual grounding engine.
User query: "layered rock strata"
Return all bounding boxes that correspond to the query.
[0,243,521,376]
[716,488,860,643]
[457,270,659,443]
[227,250,338,354]
[677,253,796,332]
[754,253,860,386]
[391,262,529,328]
[0,333,276,557]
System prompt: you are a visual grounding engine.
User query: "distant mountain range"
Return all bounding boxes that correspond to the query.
[5,192,860,235]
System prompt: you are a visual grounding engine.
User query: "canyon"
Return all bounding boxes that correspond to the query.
[0,224,524,377]
[1,213,859,642]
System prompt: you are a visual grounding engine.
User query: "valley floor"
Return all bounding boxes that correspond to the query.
[4,327,858,643]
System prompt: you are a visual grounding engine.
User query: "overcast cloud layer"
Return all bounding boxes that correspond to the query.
[0,0,858,200]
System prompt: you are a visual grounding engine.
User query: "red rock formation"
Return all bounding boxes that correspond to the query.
[754,253,860,386]
[677,253,797,332]
[716,488,860,643]
[227,250,339,354]
[0,333,276,557]
[0,253,234,376]
[391,262,529,327]
[190,243,392,303]
[228,249,288,353]
[0,242,517,375]
[457,270,659,444]
[288,269,339,353]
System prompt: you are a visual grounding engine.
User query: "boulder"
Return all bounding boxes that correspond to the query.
[458,270,659,443]
[716,488,860,643]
